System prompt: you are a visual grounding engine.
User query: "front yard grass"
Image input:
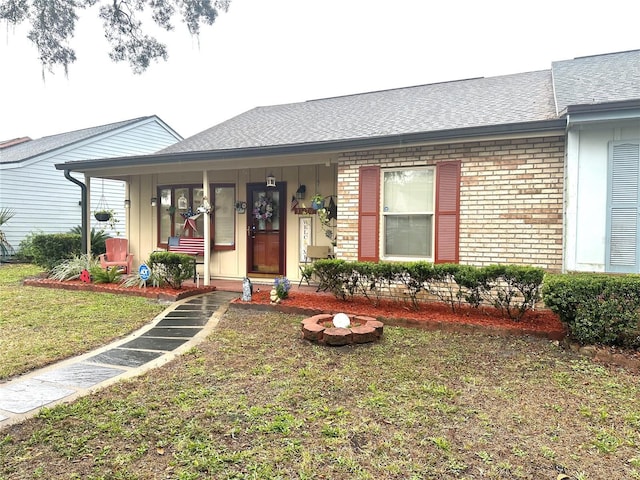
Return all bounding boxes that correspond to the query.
[0,264,166,380]
[2,307,639,479]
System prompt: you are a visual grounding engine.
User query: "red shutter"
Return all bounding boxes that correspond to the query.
[358,166,380,262]
[435,161,461,264]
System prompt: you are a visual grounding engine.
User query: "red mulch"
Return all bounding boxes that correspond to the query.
[23,277,217,302]
[232,289,567,341]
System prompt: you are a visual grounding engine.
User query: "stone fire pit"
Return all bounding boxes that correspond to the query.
[301,313,384,346]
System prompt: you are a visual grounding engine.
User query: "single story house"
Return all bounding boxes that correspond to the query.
[0,116,182,252]
[54,50,640,285]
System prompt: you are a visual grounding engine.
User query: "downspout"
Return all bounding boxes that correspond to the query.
[63,170,88,254]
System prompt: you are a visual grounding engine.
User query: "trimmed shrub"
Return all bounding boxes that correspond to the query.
[311,260,544,320]
[149,251,195,289]
[31,233,82,270]
[543,274,640,347]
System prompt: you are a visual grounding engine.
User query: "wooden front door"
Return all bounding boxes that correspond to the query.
[247,182,286,276]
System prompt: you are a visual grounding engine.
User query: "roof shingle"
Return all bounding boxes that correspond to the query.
[162,70,557,153]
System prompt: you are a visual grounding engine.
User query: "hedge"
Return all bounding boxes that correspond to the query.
[310,260,544,321]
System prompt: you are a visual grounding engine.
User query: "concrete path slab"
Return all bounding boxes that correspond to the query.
[0,290,239,429]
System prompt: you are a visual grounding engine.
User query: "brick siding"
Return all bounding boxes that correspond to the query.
[336,136,565,271]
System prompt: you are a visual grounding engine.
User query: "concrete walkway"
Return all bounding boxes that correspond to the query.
[0,290,239,430]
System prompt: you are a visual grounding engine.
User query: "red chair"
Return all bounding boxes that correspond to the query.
[99,238,134,273]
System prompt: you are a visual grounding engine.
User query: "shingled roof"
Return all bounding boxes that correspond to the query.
[552,49,640,114]
[53,49,640,173]
[0,117,153,165]
[162,70,558,153]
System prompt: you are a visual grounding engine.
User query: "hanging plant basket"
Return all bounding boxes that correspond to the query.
[94,211,112,222]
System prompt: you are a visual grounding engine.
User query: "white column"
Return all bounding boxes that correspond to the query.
[85,174,92,255]
[203,170,211,286]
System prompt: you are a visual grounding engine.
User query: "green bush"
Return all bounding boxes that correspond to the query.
[149,252,195,289]
[311,260,544,320]
[16,230,44,263]
[48,254,98,281]
[481,265,544,321]
[90,266,123,284]
[31,233,82,270]
[543,274,640,347]
[68,226,110,256]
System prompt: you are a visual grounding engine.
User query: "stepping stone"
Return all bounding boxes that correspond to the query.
[164,311,211,319]
[0,379,75,413]
[120,337,189,351]
[87,348,163,367]
[33,363,125,388]
[157,317,209,327]
[142,327,202,338]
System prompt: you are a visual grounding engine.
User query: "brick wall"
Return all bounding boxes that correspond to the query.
[336,136,565,271]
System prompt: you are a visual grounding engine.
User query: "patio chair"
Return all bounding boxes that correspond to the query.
[99,238,134,274]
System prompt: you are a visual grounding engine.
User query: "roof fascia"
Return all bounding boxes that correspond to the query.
[56,119,566,173]
[1,116,159,168]
[562,99,640,120]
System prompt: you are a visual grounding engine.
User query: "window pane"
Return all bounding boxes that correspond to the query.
[383,169,434,213]
[192,188,205,238]
[175,188,189,235]
[214,186,235,246]
[159,188,172,243]
[384,214,432,256]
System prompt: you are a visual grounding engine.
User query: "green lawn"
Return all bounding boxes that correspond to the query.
[0,264,166,380]
[1,305,639,479]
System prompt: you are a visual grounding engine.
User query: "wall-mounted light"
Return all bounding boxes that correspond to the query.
[266,172,276,188]
[151,197,157,207]
[296,184,306,200]
[124,199,131,208]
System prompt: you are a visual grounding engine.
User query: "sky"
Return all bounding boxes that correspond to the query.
[1,0,640,141]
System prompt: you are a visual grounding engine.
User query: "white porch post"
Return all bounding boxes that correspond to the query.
[85,174,92,255]
[203,170,211,286]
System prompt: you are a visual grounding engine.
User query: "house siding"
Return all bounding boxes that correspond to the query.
[0,119,181,250]
[565,120,640,272]
[337,136,565,270]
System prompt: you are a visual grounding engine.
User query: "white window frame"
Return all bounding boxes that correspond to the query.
[381,166,436,262]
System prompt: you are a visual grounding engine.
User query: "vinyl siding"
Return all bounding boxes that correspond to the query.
[0,119,180,251]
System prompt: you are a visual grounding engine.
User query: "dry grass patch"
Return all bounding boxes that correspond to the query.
[1,308,640,479]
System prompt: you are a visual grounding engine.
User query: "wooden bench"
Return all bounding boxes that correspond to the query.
[167,237,206,281]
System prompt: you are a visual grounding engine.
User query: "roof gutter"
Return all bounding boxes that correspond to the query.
[63,170,87,254]
[55,119,567,173]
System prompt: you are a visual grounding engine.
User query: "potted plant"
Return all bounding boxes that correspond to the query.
[94,209,112,222]
[311,194,324,210]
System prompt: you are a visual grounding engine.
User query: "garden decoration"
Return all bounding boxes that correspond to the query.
[326,195,337,221]
[94,179,112,222]
[180,207,202,232]
[301,313,384,346]
[253,195,274,222]
[242,277,253,301]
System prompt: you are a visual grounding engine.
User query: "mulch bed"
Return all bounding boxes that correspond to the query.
[23,277,217,302]
[231,289,567,341]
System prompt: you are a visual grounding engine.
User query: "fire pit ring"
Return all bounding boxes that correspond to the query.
[301,313,384,346]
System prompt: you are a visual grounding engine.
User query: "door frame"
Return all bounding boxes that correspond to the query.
[246,182,287,276]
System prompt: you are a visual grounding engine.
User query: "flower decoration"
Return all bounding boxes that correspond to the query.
[274,276,291,300]
[253,196,274,222]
